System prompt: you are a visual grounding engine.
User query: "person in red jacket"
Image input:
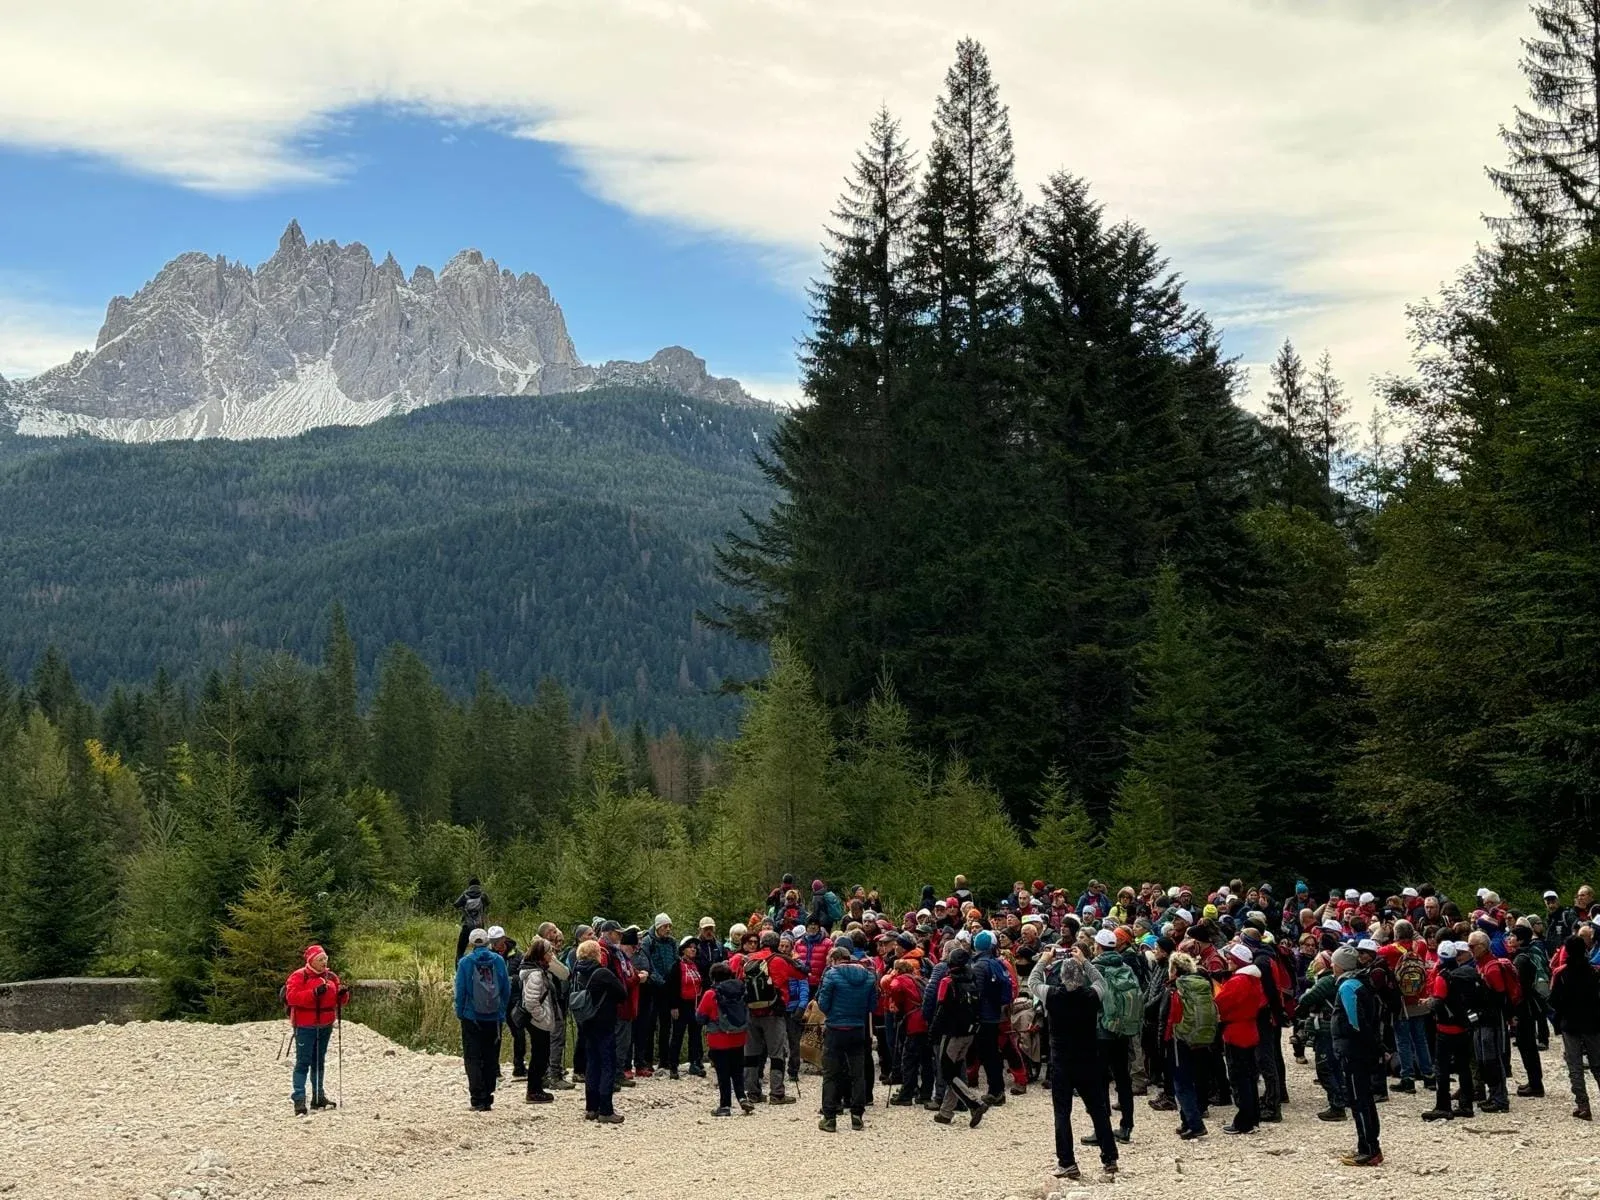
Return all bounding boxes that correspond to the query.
[1214,942,1265,1134]
[696,962,756,1116]
[886,957,933,1106]
[283,944,349,1116]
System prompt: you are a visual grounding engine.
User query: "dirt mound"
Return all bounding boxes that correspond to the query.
[0,1020,1590,1199]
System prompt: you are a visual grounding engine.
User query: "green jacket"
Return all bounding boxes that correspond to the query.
[1297,972,1340,1033]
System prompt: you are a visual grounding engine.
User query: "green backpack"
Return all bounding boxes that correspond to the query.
[1173,973,1219,1046]
[1528,944,1551,1001]
[1097,958,1144,1037]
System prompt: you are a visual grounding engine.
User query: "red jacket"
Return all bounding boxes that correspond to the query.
[747,948,804,996]
[794,937,834,990]
[696,988,748,1051]
[284,966,348,1028]
[1430,968,1467,1035]
[884,972,929,1035]
[1214,968,1264,1048]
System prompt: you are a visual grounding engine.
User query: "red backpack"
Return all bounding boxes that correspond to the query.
[1486,957,1522,1010]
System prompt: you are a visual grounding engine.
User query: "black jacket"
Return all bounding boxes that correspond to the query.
[452,885,489,928]
[573,961,627,1033]
[1551,962,1600,1035]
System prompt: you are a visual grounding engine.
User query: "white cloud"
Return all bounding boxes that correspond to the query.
[0,281,99,379]
[0,1,1532,409]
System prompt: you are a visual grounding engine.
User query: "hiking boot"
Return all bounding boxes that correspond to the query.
[1481,1099,1510,1113]
[969,1098,989,1129]
[1261,1109,1282,1122]
[818,1116,837,1133]
[511,1066,527,1079]
[1103,1163,1118,1177]
[1318,1107,1347,1121]
[1374,1093,1389,1103]
[985,1093,1006,1107]
[850,1114,864,1131]
[769,1094,796,1105]
[1053,1164,1080,1180]
[311,1095,336,1110]
[933,1111,953,1125]
[1148,1095,1176,1111]
[712,1106,732,1117]
[923,1100,942,1111]
[1079,1135,1101,1145]
[738,1098,756,1115]
[548,1076,575,1090]
[688,1065,707,1077]
[747,1092,765,1104]
[1451,1107,1476,1119]
[1393,1079,1415,1094]
[525,1090,554,1103]
[1008,1083,1026,1096]
[889,1092,916,1106]
[1515,1084,1543,1098]
[293,1099,308,1117]
[668,1070,680,1081]
[1341,1152,1380,1167]
[1421,1109,1453,1122]
[1223,1123,1253,1134]
[1178,1126,1206,1140]
[596,1113,624,1124]
[572,1072,584,1082]
[635,1067,653,1079]
[1576,1106,1593,1121]
[1114,1128,1131,1143]
[584,1110,596,1120]
[618,1075,636,1089]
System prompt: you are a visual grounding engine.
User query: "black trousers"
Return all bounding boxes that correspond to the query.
[1052,1065,1117,1170]
[666,1005,703,1069]
[1342,1047,1381,1157]
[711,1046,746,1108]
[1514,1008,1544,1092]
[976,1021,1006,1098]
[1102,1033,1134,1131]
[821,1026,868,1118]
[523,1025,551,1096]
[460,1018,501,1107]
[1435,1029,1473,1114]
[632,985,656,1069]
[652,986,675,1067]
[455,925,472,962]
[896,1030,932,1102]
[1224,1041,1260,1131]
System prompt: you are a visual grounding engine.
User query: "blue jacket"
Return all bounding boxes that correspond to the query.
[786,977,811,1015]
[973,952,1014,1023]
[640,929,678,986]
[455,946,510,1023]
[921,960,950,1029]
[816,961,877,1029]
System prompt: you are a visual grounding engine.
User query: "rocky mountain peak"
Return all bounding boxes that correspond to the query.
[7,224,762,442]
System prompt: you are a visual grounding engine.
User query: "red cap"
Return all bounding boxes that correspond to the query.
[304,944,326,966]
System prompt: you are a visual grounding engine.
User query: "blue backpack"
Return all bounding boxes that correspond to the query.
[470,955,502,1018]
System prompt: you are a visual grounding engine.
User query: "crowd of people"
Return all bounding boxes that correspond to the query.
[286,873,1600,1178]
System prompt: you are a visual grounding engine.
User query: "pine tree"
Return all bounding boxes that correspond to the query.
[1029,766,1099,893]
[520,676,575,830]
[369,645,449,824]
[455,670,518,836]
[628,720,655,794]
[208,857,311,1022]
[1488,0,1600,239]
[1265,339,1315,508]
[1308,350,1350,494]
[314,602,366,785]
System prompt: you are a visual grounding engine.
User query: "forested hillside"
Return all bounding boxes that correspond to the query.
[0,388,777,732]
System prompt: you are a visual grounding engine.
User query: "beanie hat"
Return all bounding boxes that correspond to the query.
[974,930,996,953]
[1229,942,1253,965]
[1203,903,1220,920]
[812,880,825,892]
[1156,936,1177,954]
[620,928,640,947]
[653,912,671,930]
[304,944,327,965]
[1114,927,1134,948]
[1332,946,1360,973]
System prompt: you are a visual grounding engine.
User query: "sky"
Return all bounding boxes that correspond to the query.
[0,1,1532,412]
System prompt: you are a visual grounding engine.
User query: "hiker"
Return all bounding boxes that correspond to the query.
[810,880,844,932]
[1506,924,1545,1097]
[816,945,877,1131]
[696,917,726,971]
[696,961,756,1116]
[929,943,990,1128]
[454,928,510,1111]
[1298,941,1350,1121]
[452,878,490,961]
[664,935,707,1079]
[1090,928,1142,1144]
[283,944,349,1116]
[638,913,678,1076]
[1550,935,1600,1120]
[1165,952,1217,1139]
[488,926,524,1077]
[1423,940,1481,1121]
[1028,944,1118,1180]
[535,922,574,1089]
[971,929,1015,1105]
[742,930,804,1104]
[1214,941,1265,1134]
[1331,946,1383,1167]
[778,929,811,1085]
[1377,919,1433,1093]
[517,936,558,1103]
[571,938,627,1123]
[886,956,933,1107]
[1468,930,1514,1112]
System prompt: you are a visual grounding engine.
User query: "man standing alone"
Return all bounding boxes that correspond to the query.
[455,927,510,1111]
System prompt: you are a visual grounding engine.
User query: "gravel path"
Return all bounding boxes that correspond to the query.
[0,1020,1594,1200]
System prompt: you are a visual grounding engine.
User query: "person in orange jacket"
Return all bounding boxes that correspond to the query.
[283,944,349,1116]
[1214,942,1265,1134]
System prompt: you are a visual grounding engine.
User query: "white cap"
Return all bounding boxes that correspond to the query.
[485,925,506,940]
[1437,940,1456,959]
[1321,919,1343,933]
[1218,886,1231,898]
[699,916,716,928]
[1094,929,1118,948]
[1022,914,1044,926]
[1357,938,1379,952]
[1167,886,1181,899]
[1344,889,1359,901]
[1230,943,1254,965]
[1402,887,1418,898]
[1544,890,1559,900]
[654,912,672,930]
[1174,908,1193,923]
[1477,888,1490,900]
[917,908,933,919]
[468,928,490,946]
[1359,892,1375,905]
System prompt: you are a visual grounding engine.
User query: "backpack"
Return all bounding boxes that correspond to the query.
[1441,963,1486,1026]
[940,968,981,1037]
[1097,958,1144,1037]
[709,985,749,1034]
[824,892,844,924]
[745,954,782,1012]
[568,974,599,1025]
[1395,949,1429,1002]
[1528,945,1551,1001]
[1488,957,1522,1010]
[1173,974,1219,1046]
[470,956,502,1018]
[462,893,486,928]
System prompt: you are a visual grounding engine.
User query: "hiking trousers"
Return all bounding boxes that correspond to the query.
[666,1005,702,1071]
[976,1021,1006,1098]
[1052,1064,1118,1171]
[936,1035,986,1118]
[744,1011,788,1100]
[1223,1041,1260,1131]
[548,1012,567,1080]
[1562,1029,1600,1109]
[1255,1014,1282,1116]
[1434,1029,1473,1115]
[1474,1018,1509,1105]
[523,1025,551,1097]
[1341,1047,1381,1158]
[460,1018,501,1108]
[1513,1006,1543,1093]
[1394,1013,1432,1083]
[1170,1040,1206,1134]
[1100,1033,1133,1131]
[711,1046,746,1109]
[582,1023,617,1116]
[896,1030,932,1103]
[1312,1026,1348,1109]
[291,1024,332,1103]
[821,1026,868,1119]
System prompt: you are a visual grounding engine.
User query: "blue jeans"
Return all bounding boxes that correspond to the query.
[1394,1014,1433,1082]
[584,1025,617,1116]
[1171,1041,1206,1133]
[292,1025,332,1102]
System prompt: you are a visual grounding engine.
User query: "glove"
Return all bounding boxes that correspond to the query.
[337,986,351,1002]
[314,982,329,997]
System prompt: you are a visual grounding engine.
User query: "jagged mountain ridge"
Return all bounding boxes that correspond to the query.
[4,221,759,442]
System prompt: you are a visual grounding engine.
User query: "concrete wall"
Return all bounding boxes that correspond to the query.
[0,977,403,1033]
[0,977,159,1033]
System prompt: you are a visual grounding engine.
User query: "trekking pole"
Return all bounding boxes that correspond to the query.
[276,1020,291,1062]
[337,1007,344,1109]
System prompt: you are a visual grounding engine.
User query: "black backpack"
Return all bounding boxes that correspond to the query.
[462,893,487,928]
[939,967,981,1037]
[745,954,782,1012]
[1442,963,1486,1026]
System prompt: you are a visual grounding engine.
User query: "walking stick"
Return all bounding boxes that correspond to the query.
[337,1006,344,1109]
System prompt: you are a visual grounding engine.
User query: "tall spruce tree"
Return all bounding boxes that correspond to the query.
[1489,0,1600,239]
[369,645,449,825]
[314,603,366,785]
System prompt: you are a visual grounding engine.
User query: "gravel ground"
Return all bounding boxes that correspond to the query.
[0,1020,1595,1200]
